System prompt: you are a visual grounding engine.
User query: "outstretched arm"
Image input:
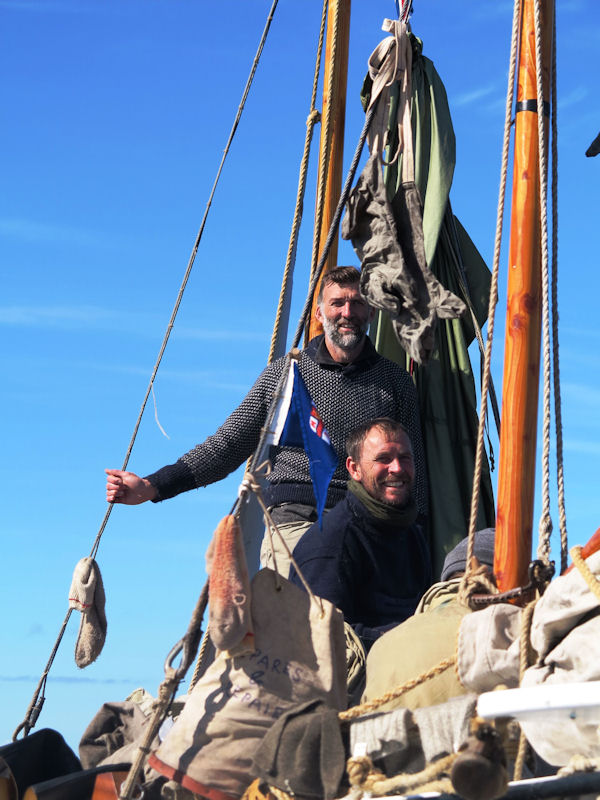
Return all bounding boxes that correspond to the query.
[105,469,157,505]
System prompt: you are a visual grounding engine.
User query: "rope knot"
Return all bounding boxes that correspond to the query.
[458,558,498,609]
[307,109,321,126]
[346,756,384,790]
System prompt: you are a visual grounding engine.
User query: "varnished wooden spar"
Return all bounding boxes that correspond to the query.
[494,0,554,592]
[306,0,351,341]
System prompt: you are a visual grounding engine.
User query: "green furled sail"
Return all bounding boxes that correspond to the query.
[364,36,495,576]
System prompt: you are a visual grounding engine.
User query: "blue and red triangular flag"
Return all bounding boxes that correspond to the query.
[266,360,337,525]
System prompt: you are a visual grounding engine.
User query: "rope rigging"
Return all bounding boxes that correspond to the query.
[268,0,329,363]
[14,11,578,800]
[14,0,281,742]
[466,0,567,588]
[15,0,375,747]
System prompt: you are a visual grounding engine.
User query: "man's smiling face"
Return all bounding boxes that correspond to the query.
[346,426,414,507]
[316,281,372,353]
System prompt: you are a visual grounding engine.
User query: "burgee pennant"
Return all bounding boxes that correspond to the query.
[266,360,338,526]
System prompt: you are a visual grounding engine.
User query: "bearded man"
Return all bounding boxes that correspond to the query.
[289,418,432,652]
[106,267,427,572]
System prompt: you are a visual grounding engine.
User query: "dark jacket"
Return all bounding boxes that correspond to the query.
[289,490,432,650]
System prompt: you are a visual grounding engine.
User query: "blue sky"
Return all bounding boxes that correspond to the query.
[2,0,599,751]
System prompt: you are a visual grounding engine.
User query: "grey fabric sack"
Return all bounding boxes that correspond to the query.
[343,153,465,365]
[149,569,347,800]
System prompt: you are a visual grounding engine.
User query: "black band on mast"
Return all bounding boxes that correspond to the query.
[515,99,550,117]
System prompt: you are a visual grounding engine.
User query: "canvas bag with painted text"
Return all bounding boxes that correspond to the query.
[149,568,347,800]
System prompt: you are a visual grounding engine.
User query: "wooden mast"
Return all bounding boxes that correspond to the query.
[494,0,554,592]
[305,0,351,341]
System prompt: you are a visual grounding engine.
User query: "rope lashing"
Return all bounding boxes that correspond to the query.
[347,752,456,797]
[466,559,554,608]
[188,628,212,692]
[457,559,499,610]
[338,654,456,721]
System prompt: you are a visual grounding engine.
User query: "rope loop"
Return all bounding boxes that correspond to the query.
[347,755,384,790]
[346,752,457,797]
[571,545,600,603]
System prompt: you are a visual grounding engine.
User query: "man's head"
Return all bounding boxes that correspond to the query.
[315,266,374,361]
[440,528,496,581]
[346,418,414,507]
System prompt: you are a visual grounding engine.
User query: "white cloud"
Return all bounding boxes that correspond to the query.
[175,326,268,343]
[0,305,268,345]
[564,438,600,456]
[559,87,588,111]
[0,217,100,247]
[0,305,115,327]
[562,382,600,408]
[453,85,498,108]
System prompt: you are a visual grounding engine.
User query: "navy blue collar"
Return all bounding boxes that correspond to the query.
[305,334,381,375]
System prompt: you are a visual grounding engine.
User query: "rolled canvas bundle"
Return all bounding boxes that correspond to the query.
[458,550,600,766]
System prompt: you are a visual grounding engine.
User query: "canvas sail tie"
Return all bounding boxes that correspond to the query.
[68,557,107,668]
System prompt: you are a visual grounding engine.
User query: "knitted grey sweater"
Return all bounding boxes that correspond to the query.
[146,336,427,515]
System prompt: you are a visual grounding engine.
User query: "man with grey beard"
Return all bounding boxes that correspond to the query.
[106,267,427,572]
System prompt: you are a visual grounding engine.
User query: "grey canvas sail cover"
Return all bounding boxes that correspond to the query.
[342,19,465,366]
[346,20,495,575]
